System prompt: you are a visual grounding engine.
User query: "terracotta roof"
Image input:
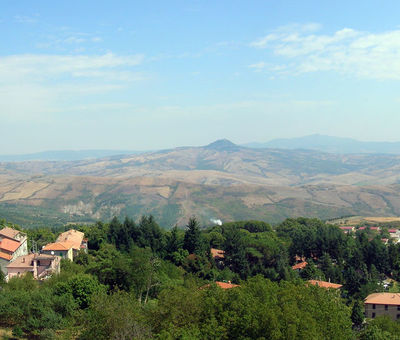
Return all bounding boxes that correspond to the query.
[56,229,84,250]
[358,227,366,230]
[0,227,20,240]
[365,293,400,305]
[216,281,240,289]
[211,248,225,259]
[292,261,308,270]
[389,229,398,233]
[7,253,59,268]
[308,280,342,289]
[7,254,35,268]
[0,251,12,260]
[42,241,74,251]
[201,281,240,290]
[0,238,21,253]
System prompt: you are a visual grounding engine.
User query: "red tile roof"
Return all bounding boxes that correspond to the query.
[201,281,240,290]
[308,280,342,289]
[389,229,397,233]
[365,293,400,305]
[7,254,35,268]
[0,251,12,260]
[216,281,240,289]
[0,227,21,240]
[7,253,59,269]
[0,238,21,253]
[211,248,225,259]
[56,230,84,250]
[42,241,74,251]
[292,261,308,270]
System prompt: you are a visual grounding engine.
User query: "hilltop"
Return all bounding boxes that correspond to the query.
[1,140,400,226]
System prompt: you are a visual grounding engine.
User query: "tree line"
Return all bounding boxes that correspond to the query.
[0,216,400,339]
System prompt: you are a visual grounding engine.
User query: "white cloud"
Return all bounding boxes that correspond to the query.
[0,53,144,83]
[0,53,145,122]
[250,25,400,80]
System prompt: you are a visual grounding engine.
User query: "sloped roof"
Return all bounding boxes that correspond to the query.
[0,238,21,253]
[0,227,20,240]
[43,241,74,251]
[292,261,308,270]
[308,280,342,289]
[0,251,12,260]
[201,281,240,290]
[7,253,59,268]
[216,281,240,289]
[365,293,400,305]
[211,248,225,259]
[7,254,35,268]
[56,229,84,250]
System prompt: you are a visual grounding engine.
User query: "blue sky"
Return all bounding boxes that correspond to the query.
[1,0,400,153]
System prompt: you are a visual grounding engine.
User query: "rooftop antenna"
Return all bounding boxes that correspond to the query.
[31,240,38,254]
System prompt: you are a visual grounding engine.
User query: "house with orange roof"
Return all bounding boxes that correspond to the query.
[365,293,400,320]
[41,241,74,261]
[201,281,240,290]
[56,229,87,256]
[6,253,60,281]
[0,227,28,275]
[308,280,342,289]
[292,261,308,272]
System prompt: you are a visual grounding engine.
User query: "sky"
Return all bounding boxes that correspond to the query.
[1,0,400,154]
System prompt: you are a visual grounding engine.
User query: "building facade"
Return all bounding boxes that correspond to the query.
[365,293,400,320]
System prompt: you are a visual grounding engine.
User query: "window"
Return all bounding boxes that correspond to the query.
[385,305,388,311]
[373,304,376,309]
[372,313,376,318]
[397,314,400,319]
[397,305,400,311]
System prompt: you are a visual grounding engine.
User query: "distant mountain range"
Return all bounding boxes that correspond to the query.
[1,139,400,228]
[244,134,400,154]
[2,135,400,164]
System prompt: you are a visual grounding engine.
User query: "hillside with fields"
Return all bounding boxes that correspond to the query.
[1,140,400,227]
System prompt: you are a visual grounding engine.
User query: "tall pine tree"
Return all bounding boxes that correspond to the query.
[183,217,203,254]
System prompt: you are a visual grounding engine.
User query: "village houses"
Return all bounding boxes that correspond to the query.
[0,227,28,276]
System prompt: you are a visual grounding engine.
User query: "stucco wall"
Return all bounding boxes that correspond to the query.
[365,303,400,321]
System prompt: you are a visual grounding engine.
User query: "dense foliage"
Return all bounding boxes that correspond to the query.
[0,216,400,339]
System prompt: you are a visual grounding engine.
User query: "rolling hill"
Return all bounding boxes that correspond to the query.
[1,139,400,227]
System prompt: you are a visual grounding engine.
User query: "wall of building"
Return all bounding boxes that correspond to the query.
[7,267,33,280]
[41,248,73,261]
[12,238,28,260]
[0,258,8,276]
[365,303,400,321]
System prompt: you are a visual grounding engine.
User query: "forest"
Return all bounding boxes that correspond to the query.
[1,216,400,339]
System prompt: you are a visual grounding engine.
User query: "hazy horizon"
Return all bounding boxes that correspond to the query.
[2,1,400,154]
